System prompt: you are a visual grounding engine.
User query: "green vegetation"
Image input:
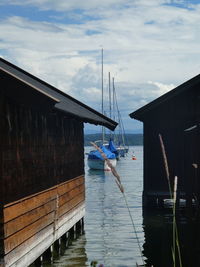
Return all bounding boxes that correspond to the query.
[84,133,143,146]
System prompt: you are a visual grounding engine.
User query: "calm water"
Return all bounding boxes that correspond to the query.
[45,146,200,267]
[50,146,144,267]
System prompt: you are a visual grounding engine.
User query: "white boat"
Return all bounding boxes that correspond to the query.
[88,157,117,171]
[87,142,117,170]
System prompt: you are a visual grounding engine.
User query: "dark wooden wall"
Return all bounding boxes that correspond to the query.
[0,92,84,205]
[142,84,200,200]
[0,79,86,264]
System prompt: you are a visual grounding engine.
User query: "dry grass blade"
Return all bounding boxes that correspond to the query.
[158,135,182,267]
[158,134,170,185]
[90,142,144,265]
[173,176,178,204]
[90,142,123,192]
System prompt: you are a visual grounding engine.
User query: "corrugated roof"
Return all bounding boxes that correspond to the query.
[0,57,117,130]
[129,73,200,121]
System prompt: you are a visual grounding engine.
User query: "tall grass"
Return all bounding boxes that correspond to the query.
[159,134,182,267]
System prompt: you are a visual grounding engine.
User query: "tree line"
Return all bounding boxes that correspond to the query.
[84,133,143,146]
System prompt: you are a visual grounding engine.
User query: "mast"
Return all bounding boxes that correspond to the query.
[101,48,105,143]
[109,72,112,137]
[109,72,111,119]
[112,77,115,122]
[113,79,127,148]
[112,77,116,142]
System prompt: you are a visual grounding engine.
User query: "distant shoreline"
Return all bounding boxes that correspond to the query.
[84,133,143,146]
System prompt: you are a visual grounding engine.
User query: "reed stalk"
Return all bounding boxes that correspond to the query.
[91,142,145,266]
[158,134,182,267]
[173,176,177,267]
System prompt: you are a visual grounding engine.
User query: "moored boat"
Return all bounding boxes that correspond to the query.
[88,144,117,171]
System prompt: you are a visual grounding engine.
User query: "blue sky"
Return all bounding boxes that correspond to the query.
[1,0,200,133]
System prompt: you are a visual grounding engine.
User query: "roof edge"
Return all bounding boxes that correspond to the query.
[129,73,200,121]
[0,57,118,130]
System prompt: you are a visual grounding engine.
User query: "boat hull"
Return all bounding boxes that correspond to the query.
[87,158,117,171]
[116,147,129,158]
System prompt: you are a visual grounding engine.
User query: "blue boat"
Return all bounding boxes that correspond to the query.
[87,143,117,170]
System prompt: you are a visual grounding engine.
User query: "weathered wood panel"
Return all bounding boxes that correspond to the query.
[4,212,55,254]
[4,199,56,238]
[2,176,85,257]
[59,184,85,206]
[1,93,84,205]
[58,193,85,218]
[4,189,56,223]
[4,203,85,267]
[58,176,84,196]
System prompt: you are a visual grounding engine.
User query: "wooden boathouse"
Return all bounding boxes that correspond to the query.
[130,74,200,208]
[0,58,117,266]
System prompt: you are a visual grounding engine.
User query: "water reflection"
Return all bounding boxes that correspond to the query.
[32,145,200,266]
[142,207,200,267]
[84,146,144,266]
[53,234,88,267]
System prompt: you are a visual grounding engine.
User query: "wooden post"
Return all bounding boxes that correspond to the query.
[53,239,61,258]
[69,226,75,240]
[34,255,43,267]
[43,246,53,264]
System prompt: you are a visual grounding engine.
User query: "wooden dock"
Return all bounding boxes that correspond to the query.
[3,176,85,267]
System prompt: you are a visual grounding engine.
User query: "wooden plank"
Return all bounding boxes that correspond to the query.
[58,202,85,229]
[5,203,85,267]
[3,175,84,223]
[59,184,85,207]
[4,212,55,254]
[4,188,57,223]
[4,199,56,238]
[2,175,85,257]
[4,224,54,267]
[58,193,85,218]
[56,202,85,237]
[58,176,84,196]
[3,176,85,254]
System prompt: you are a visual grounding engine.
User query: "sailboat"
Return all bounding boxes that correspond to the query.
[87,49,117,170]
[87,140,117,170]
[111,77,129,158]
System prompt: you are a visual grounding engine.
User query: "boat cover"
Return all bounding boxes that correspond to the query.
[108,139,117,154]
[88,145,116,160]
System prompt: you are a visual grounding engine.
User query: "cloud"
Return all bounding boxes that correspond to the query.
[148,81,175,96]
[1,0,200,131]
[0,0,131,11]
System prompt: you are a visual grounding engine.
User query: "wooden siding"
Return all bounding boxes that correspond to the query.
[140,84,200,204]
[0,85,86,265]
[1,92,84,204]
[2,176,85,266]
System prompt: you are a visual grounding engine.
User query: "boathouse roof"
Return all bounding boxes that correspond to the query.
[129,73,200,121]
[0,57,117,130]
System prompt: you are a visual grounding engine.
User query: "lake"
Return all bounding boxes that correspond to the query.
[42,146,200,267]
[48,146,143,267]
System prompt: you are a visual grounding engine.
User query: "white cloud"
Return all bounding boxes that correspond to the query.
[0,0,132,11]
[148,81,175,96]
[1,0,200,131]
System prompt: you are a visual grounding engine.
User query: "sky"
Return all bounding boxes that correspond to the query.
[0,0,200,133]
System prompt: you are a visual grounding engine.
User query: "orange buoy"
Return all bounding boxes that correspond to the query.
[132,156,137,160]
